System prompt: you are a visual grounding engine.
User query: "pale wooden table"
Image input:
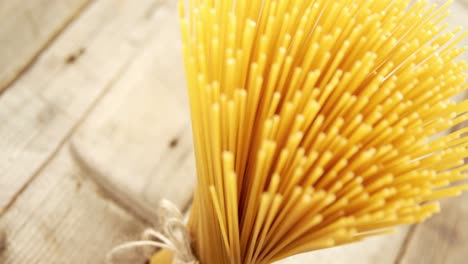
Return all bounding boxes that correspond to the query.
[0,0,467,263]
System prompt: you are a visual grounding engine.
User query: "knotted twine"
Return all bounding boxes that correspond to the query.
[106,199,199,264]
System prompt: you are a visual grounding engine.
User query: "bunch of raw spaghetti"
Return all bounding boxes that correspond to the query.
[154,0,468,263]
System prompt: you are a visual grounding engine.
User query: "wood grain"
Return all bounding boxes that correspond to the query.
[0,147,147,264]
[0,1,195,263]
[0,0,173,213]
[0,0,91,93]
[70,0,196,218]
[70,0,195,211]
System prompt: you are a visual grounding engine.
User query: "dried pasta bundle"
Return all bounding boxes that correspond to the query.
[155,0,468,263]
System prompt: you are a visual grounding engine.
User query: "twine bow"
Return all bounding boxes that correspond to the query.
[106,199,199,264]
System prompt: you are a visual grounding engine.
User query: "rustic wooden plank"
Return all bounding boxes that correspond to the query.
[0,1,196,262]
[0,147,148,264]
[0,0,91,93]
[70,0,195,210]
[0,0,173,213]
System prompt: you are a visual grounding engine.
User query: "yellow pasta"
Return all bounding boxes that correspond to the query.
[154,0,468,263]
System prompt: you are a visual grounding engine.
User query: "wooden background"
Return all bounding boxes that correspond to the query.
[0,0,467,263]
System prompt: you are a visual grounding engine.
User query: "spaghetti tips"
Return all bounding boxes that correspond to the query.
[176,0,468,263]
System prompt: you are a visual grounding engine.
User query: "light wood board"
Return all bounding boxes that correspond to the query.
[71,0,196,210]
[0,0,194,263]
[0,0,172,213]
[0,0,91,93]
[0,147,147,263]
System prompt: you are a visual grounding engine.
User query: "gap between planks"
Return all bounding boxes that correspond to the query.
[0,1,194,261]
[0,0,94,94]
[0,58,134,217]
[0,0,174,214]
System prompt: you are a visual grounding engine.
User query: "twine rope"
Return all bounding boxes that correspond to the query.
[106,199,199,264]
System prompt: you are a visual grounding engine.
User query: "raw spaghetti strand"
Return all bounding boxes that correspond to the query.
[153,0,468,263]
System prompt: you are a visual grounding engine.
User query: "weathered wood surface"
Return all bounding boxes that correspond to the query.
[0,0,193,262]
[0,0,171,212]
[0,0,91,93]
[70,0,195,215]
[71,2,195,210]
[0,0,467,263]
[0,147,147,263]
